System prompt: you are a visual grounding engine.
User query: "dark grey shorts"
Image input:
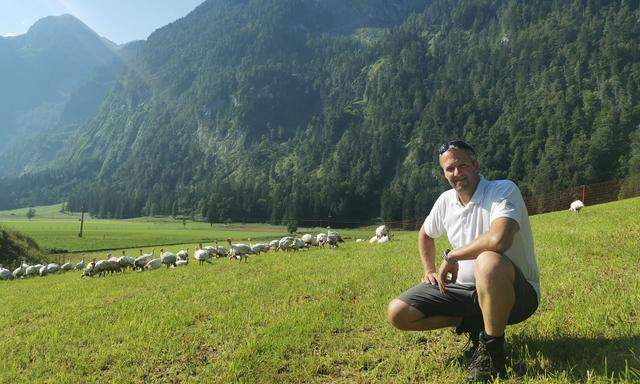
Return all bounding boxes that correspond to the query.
[397,260,538,329]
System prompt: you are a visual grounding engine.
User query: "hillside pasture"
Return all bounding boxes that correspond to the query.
[0,205,375,253]
[0,218,283,253]
[0,203,74,220]
[0,198,639,383]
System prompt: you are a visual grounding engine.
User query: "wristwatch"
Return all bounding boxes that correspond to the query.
[441,249,457,265]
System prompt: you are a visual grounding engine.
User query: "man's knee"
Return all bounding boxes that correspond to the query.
[474,251,515,283]
[387,299,420,330]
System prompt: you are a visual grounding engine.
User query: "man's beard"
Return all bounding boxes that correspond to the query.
[451,177,477,195]
[451,178,467,191]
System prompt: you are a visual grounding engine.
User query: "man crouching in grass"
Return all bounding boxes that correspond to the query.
[387,140,540,382]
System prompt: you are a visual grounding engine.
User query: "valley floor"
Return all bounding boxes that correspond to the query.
[1,199,639,383]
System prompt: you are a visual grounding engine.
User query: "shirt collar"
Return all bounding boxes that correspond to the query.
[468,175,487,206]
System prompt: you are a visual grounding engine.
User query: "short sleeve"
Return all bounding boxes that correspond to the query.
[423,193,446,238]
[490,181,524,226]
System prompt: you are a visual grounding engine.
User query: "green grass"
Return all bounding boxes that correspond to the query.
[0,198,639,383]
[0,218,284,252]
[0,204,376,253]
[0,203,72,220]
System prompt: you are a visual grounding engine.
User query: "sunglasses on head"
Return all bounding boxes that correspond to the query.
[438,140,476,156]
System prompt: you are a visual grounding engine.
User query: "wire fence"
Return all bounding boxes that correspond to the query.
[384,174,640,231]
[523,174,640,215]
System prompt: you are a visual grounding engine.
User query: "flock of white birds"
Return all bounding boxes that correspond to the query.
[0,226,393,281]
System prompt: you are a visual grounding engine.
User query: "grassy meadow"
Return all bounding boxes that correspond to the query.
[0,204,373,253]
[0,218,291,253]
[1,198,639,383]
[0,203,74,219]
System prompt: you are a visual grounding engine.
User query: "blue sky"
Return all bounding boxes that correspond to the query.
[0,0,206,44]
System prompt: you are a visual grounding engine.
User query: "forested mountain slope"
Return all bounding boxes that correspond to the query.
[63,0,432,221]
[4,0,640,225]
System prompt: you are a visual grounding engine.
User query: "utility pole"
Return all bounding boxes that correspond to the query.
[78,206,85,238]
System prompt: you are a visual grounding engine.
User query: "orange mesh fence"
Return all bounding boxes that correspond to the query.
[524,175,640,215]
[389,175,640,230]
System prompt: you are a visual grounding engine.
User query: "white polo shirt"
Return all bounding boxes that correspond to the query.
[423,177,540,300]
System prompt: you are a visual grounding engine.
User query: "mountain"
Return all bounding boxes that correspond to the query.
[0,14,122,176]
[61,0,432,221]
[2,0,640,226]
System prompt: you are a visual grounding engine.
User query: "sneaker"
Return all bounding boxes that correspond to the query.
[466,336,506,383]
[462,331,480,360]
[455,320,481,360]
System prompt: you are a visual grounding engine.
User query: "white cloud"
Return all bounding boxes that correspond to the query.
[2,32,20,37]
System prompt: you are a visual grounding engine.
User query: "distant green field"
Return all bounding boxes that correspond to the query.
[0,203,73,220]
[1,198,639,383]
[0,204,376,252]
[0,217,283,252]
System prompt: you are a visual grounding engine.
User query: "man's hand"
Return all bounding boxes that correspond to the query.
[436,260,459,294]
[422,270,438,285]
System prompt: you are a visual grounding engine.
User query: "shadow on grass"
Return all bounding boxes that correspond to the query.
[508,334,640,381]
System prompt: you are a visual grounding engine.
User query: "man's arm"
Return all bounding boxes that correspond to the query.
[418,225,438,285]
[435,217,519,294]
[447,217,519,262]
